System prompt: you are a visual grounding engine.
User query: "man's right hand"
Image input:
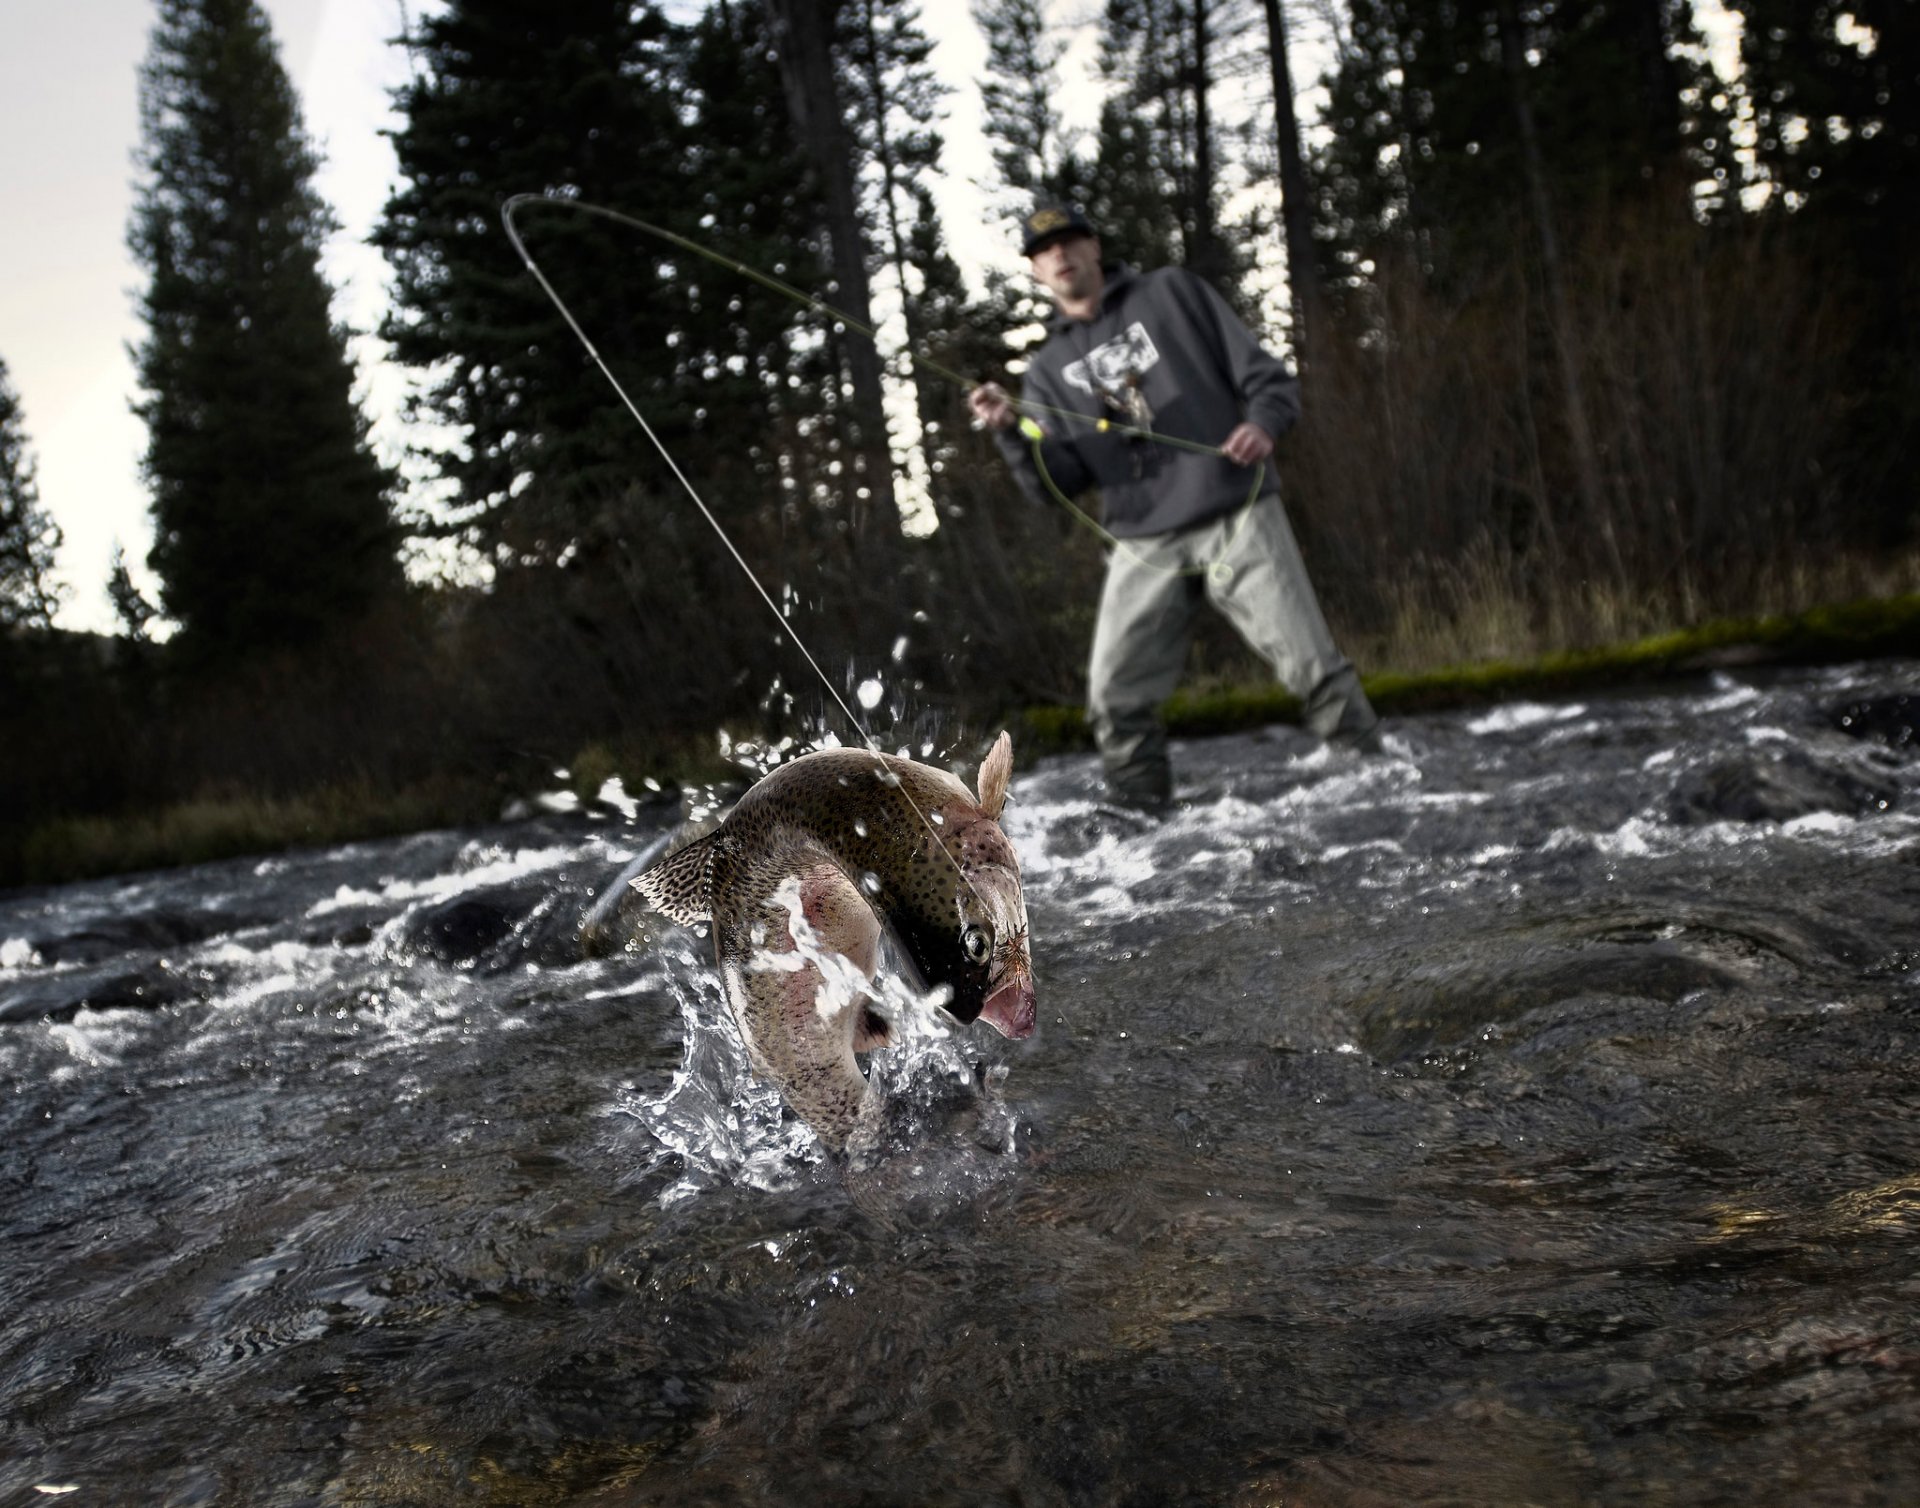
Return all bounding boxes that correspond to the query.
[968,381,1018,431]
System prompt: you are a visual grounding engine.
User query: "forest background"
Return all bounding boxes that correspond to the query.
[1,0,1914,885]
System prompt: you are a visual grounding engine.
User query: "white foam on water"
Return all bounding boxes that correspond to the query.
[620,876,997,1197]
[39,1006,151,1081]
[2,937,44,970]
[1321,838,1409,863]
[196,939,349,1014]
[596,776,641,820]
[1783,811,1854,836]
[357,844,578,907]
[1538,718,1610,747]
[1703,672,1763,703]
[1466,702,1589,736]
[307,884,384,917]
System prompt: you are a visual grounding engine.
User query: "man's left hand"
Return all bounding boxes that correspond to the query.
[1220,423,1274,467]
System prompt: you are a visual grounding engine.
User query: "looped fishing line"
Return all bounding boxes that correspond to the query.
[1019,416,1268,579]
[498,193,1280,862]
[499,194,1267,580]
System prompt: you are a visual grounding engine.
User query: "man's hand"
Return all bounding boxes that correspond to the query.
[968,381,1018,432]
[1220,422,1274,467]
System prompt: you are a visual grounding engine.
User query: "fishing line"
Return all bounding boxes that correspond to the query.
[500,193,992,907]
[498,194,1259,576]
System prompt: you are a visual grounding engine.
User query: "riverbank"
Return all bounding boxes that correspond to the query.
[7,592,1917,889]
[1018,592,1920,753]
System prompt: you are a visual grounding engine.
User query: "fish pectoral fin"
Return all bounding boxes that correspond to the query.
[632,831,720,925]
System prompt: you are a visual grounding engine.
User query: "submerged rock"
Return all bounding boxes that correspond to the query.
[394,879,599,972]
[1667,750,1897,826]
[1829,694,1919,752]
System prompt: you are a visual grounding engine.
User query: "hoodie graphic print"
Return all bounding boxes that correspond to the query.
[994,264,1302,538]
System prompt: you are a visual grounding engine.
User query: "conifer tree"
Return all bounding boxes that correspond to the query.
[973,0,1089,335]
[377,0,689,564]
[1312,0,1705,298]
[129,0,399,659]
[1737,0,1917,540]
[0,356,65,631]
[974,0,1080,204]
[1087,0,1256,301]
[678,0,841,499]
[754,0,898,546]
[107,542,158,641]
[841,0,964,448]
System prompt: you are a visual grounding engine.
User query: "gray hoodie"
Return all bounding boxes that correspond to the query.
[993,263,1302,538]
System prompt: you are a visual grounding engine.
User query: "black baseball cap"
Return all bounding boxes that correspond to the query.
[1020,201,1097,256]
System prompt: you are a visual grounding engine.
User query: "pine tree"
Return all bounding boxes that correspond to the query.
[1086,0,1257,302]
[973,0,1088,334]
[1312,0,1705,298]
[377,0,690,564]
[107,542,158,641]
[129,0,399,659]
[1735,0,1918,540]
[677,0,840,500]
[0,356,65,631]
[841,0,963,448]
[974,0,1080,203]
[764,0,903,545]
[1259,0,1325,365]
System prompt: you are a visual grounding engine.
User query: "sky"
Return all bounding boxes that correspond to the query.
[0,0,1112,635]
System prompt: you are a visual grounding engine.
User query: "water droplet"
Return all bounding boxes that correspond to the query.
[854,819,868,837]
[861,872,882,895]
[857,678,884,710]
[930,812,944,826]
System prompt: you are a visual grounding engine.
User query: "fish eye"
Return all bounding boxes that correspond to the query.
[961,924,991,964]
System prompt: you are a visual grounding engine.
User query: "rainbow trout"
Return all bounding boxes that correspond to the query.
[634,732,1036,1151]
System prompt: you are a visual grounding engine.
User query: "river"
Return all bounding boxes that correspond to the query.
[2,659,1917,1505]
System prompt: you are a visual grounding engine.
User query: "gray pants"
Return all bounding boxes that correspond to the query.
[1086,495,1377,804]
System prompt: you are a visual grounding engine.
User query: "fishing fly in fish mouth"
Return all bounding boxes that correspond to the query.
[500,195,1056,1152]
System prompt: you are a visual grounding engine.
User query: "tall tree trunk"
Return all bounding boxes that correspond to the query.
[764,0,902,545]
[1495,0,1610,569]
[853,0,938,431]
[1188,0,1223,285]
[1261,0,1323,370]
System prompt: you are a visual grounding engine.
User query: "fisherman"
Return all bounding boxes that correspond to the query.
[968,202,1380,812]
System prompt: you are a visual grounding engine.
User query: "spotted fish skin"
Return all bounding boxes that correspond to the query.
[635,733,1035,1151]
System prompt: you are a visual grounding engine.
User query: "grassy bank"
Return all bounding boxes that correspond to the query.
[7,592,1916,890]
[1015,591,1920,754]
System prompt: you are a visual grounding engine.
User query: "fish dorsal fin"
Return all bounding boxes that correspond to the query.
[632,831,719,925]
[975,730,1013,820]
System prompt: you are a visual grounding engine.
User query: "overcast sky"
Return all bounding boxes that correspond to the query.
[1,0,1115,634]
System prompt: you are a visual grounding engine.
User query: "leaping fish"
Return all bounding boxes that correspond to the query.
[634,731,1037,1151]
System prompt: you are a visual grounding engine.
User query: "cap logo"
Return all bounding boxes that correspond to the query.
[1028,208,1070,235]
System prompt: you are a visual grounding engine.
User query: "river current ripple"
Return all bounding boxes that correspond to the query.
[3,661,1918,1505]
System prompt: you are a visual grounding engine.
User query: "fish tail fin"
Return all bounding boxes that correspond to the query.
[632,831,720,925]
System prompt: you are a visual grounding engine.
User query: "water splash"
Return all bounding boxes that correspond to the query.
[621,876,1014,1199]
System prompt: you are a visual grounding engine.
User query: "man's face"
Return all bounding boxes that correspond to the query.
[1029,232,1103,306]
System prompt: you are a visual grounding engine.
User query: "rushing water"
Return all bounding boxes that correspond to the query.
[3,661,1918,1506]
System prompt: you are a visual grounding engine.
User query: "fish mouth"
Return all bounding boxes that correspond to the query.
[978,975,1036,1039]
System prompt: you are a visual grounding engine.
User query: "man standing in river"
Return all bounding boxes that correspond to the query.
[969,203,1379,811]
